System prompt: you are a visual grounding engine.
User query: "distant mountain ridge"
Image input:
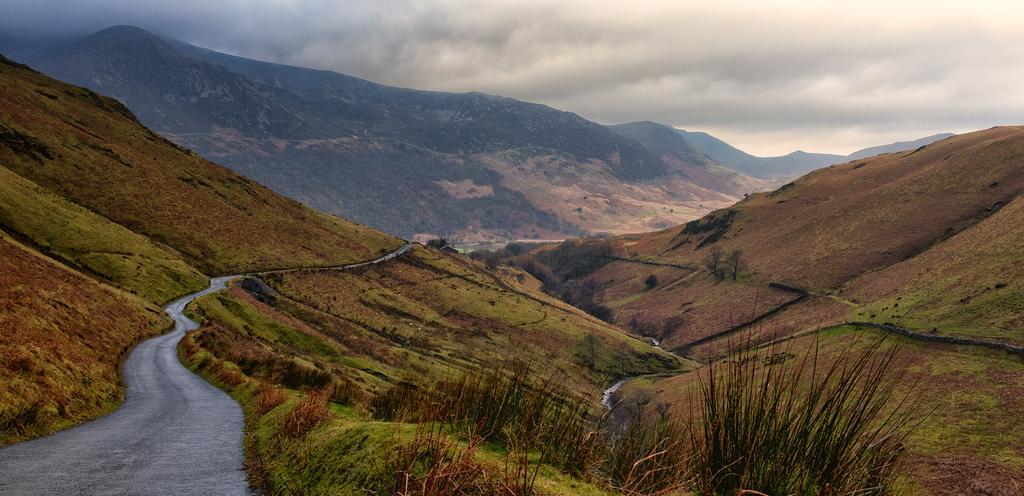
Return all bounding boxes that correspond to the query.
[27,25,767,244]
[663,127,953,180]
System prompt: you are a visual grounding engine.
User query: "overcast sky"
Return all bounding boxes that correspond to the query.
[4,0,1023,155]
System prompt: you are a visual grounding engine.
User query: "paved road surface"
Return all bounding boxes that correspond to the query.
[0,276,249,496]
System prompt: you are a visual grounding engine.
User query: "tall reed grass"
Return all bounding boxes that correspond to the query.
[689,333,914,495]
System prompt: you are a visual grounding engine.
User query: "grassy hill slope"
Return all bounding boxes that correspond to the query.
[179,245,686,495]
[846,193,1024,345]
[188,245,680,395]
[647,126,1024,290]
[0,55,401,275]
[617,327,1024,495]
[0,165,206,304]
[526,128,1024,492]
[537,127,1024,350]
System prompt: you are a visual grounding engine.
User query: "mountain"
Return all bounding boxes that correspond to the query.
[0,54,676,456]
[846,132,955,160]
[672,129,846,179]
[608,121,773,195]
[530,126,1024,492]
[26,26,767,245]
[668,128,953,180]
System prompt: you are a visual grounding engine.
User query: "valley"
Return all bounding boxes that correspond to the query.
[0,13,1021,496]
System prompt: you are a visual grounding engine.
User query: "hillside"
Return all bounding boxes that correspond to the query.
[616,326,1024,495]
[0,54,401,275]
[530,127,1024,493]
[187,244,681,396]
[609,122,774,195]
[0,165,206,304]
[28,26,763,245]
[539,126,1024,351]
[845,191,1024,345]
[673,129,845,179]
[0,233,169,445]
[847,133,955,160]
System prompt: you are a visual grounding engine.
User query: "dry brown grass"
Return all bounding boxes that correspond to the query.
[0,235,167,444]
[547,127,1024,351]
[281,389,332,438]
[256,384,287,416]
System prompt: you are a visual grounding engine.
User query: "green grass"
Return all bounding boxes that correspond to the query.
[689,333,911,495]
[195,292,339,359]
[853,281,1024,345]
[0,165,207,304]
[179,338,614,496]
[261,246,682,391]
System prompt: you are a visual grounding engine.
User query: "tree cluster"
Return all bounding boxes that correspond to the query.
[704,246,744,281]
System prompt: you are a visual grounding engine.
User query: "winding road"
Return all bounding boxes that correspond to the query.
[0,276,248,495]
[0,244,414,495]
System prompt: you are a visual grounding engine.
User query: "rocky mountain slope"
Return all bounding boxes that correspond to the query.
[28,25,768,245]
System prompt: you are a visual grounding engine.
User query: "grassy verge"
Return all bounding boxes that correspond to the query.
[179,331,615,495]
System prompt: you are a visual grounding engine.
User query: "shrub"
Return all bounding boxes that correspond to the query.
[426,237,449,249]
[378,422,542,496]
[327,376,366,406]
[644,274,658,290]
[0,402,44,436]
[601,414,690,495]
[380,424,488,496]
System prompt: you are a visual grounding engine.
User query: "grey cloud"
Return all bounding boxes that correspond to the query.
[2,0,1022,155]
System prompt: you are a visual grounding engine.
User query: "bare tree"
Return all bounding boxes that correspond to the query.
[704,246,725,279]
[726,249,744,281]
